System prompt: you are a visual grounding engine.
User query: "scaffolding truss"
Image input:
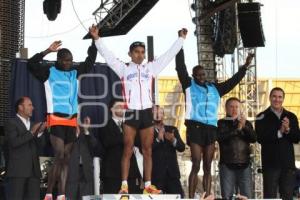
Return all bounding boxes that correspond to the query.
[93,0,140,26]
[0,0,25,126]
[237,46,263,198]
[194,0,216,82]
[84,0,159,38]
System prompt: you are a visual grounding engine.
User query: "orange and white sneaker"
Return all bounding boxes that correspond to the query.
[143,185,162,194]
[56,195,65,200]
[119,184,129,194]
[44,194,53,200]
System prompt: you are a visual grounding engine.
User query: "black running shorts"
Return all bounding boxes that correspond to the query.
[124,108,154,129]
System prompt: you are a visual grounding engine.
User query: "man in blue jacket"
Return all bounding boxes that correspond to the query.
[27,26,98,200]
[175,46,254,198]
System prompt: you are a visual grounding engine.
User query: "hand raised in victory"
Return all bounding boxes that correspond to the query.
[178,28,188,39]
[89,24,100,40]
[244,53,255,68]
[48,41,62,52]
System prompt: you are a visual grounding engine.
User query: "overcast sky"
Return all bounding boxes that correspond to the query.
[25,0,300,78]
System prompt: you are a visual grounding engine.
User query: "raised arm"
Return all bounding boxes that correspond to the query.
[150,28,187,76]
[216,54,254,97]
[91,25,125,78]
[175,48,191,91]
[27,41,62,82]
[76,41,97,76]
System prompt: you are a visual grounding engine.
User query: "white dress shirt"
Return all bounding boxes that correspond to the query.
[17,114,30,131]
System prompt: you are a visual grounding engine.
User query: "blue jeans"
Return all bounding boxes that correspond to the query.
[219,164,252,199]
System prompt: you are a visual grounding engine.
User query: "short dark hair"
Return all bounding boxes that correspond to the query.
[152,104,160,113]
[153,104,164,120]
[129,41,145,52]
[269,87,285,98]
[192,65,205,76]
[225,97,241,108]
[57,48,72,60]
[15,96,26,113]
[109,98,124,110]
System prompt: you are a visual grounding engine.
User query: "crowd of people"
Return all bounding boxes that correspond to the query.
[2,25,300,200]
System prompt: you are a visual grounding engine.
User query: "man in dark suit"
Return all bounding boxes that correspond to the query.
[152,105,185,198]
[4,96,46,200]
[66,116,101,200]
[99,99,142,194]
[255,87,300,199]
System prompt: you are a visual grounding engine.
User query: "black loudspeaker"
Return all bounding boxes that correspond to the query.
[43,0,61,21]
[238,3,265,47]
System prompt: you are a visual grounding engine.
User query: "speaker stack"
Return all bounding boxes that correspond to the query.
[238,2,265,48]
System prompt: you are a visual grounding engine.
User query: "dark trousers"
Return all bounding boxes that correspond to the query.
[102,178,142,194]
[66,167,94,200]
[263,168,296,200]
[7,177,40,200]
[152,177,184,198]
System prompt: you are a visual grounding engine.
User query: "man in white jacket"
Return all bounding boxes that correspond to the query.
[89,25,187,194]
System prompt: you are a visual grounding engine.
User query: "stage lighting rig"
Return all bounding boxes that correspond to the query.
[83,0,159,39]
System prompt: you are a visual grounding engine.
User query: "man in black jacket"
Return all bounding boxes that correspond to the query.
[255,87,300,200]
[217,97,256,199]
[99,99,142,194]
[4,96,46,200]
[66,116,100,200]
[152,105,185,198]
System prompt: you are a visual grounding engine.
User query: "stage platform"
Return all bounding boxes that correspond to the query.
[82,195,283,200]
[82,194,190,200]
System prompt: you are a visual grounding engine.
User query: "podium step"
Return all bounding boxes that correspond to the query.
[82,194,184,200]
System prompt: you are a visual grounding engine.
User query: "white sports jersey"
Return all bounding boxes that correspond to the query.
[95,37,184,110]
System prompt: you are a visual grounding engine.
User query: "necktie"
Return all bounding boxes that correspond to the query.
[118,121,123,133]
